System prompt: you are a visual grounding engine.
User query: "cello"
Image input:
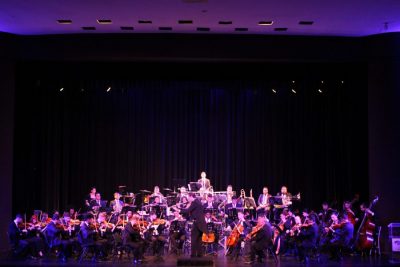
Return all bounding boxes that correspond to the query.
[354,196,379,251]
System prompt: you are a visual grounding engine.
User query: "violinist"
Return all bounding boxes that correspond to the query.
[169,210,187,255]
[8,214,44,259]
[78,213,107,261]
[296,214,319,264]
[343,200,357,225]
[45,214,73,262]
[122,213,147,263]
[226,210,251,260]
[326,213,354,262]
[318,202,335,227]
[244,214,272,264]
[145,212,167,262]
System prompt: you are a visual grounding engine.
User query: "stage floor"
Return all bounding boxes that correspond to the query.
[0,253,398,267]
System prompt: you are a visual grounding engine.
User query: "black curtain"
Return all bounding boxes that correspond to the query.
[13,62,367,215]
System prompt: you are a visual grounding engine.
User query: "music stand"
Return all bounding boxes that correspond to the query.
[118,185,127,195]
[188,182,201,192]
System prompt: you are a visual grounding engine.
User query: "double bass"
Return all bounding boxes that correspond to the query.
[355,196,379,250]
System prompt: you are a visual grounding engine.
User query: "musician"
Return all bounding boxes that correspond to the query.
[169,210,187,255]
[203,194,218,210]
[244,215,273,264]
[296,214,319,264]
[8,214,44,259]
[359,202,375,221]
[178,186,188,201]
[225,196,243,225]
[45,214,72,262]
[343,200,357,225]
[227,210,252,260]
[177,196,190,220]
[197,171,211,190]
[110,192,124,214]
[85,187,97,210]
[257,187,271,215]
[150,186,165,200]
[226,185,235,204]
[122,213,146,263]
[273,186,293,222]
[145,212,167,262]
[327,213,354,262]
[204,210,219,254]
[78,213,107,261]
[318,202,335,227]
[182,192,207,257]
[90,193,107,212]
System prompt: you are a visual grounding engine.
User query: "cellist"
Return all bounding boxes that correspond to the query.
[226,210,251,260]
[244,214,272,264]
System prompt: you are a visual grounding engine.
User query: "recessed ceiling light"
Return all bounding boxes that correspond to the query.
[120,26,134,31]
[178,20,193,24]
[258,21,273,26]
[57,19,72,24]
[197,27,210,32]
[138,20,152,24]
[97,19,112,24]
[235,28,248,32]
[219,21,233,25]
[274,27,288,31]
[299,21,314,25]
[82,26,96,30]
[159,27,173,31]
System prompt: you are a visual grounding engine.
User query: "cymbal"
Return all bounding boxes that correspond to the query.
[163,188,172,191]
[140,190,151,193]
[165,195,177,198]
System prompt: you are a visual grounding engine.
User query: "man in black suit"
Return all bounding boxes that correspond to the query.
[328,213,354,261]
[90,193,107,212]
[245,214,273,264]
[8,214,44,259]
[78,213,107,260]
[184,192,208,257]
[45,214,72,262]
[297,214,319,263]
[122,213,146,263]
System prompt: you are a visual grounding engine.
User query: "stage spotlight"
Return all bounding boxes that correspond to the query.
[341,80,344,84]
[272,89,277,94]
[318,89,323,93]
[81,88,85,92]
[107,86,111,92]
[291,89,297,94]
[59,87,64,92]
[321,80,324,84]
[292,80,295,84]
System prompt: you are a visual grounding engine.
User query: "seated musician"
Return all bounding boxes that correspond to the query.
[78,213,107,261]
[257,187,272,215]
[203,194,218,210]
[318,202,335,227]
[343,200,357,225]
[150,186,165,202]
[122,213,147,263]
[178,186,188,201]
[244,214,273,264]
[326,213,354,262]
[226,210,252,260]
[204,210,219,254]
[110,192,124,214]
[296,214,319,264]
[225,196,243,225]
[8,214,44,259]
[169,210,187,255]
[45,214,73,262]
[197,171,211,190]
[145,212,167,262]
[273,211,294,255]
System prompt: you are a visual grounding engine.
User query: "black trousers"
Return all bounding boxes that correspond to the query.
[191,222,207,257]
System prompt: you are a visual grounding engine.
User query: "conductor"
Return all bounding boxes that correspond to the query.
[184,192,208,257]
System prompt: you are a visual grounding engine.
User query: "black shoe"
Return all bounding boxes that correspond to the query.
[244,260,255,265]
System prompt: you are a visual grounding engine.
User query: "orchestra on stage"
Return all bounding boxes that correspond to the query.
[8,171,379,264]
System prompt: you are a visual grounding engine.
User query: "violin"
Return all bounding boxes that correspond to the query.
[151,219,166,225]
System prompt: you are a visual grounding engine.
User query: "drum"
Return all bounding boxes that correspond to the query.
[143,195,150,204]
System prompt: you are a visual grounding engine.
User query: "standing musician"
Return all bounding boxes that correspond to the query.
[169,210,187,255]
[150,186,165,202]
[226,185,235,204]
[122,213,147,263]
[257,187,272,215]
[226,210,252,260]
[110,192,124,214]
[273,186,293,222]
[181,192,208,258]
[84,187,97,211]
[244,214,273,264]
[198,171,211,190]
